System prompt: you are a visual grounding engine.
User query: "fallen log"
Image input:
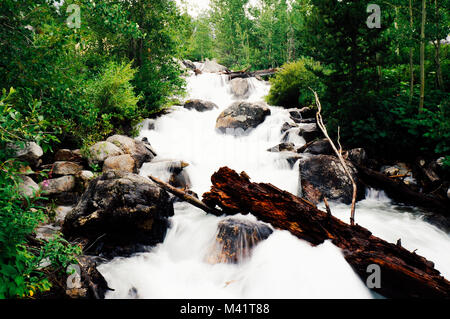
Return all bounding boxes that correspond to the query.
[222,68,279,79]
[202,167,450,298]
[355,164,449,217]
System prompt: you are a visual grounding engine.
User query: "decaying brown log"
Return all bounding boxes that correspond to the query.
[202,167,450,298]
[355,165,450,217]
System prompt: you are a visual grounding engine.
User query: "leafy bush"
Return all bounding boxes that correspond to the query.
[266,57,327,108]
[82,61,142,144]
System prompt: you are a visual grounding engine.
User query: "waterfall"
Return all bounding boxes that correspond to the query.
[97,69,450,299]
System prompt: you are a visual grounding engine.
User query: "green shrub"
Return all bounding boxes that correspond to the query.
[82,61,143,144]
[266,57,327,108]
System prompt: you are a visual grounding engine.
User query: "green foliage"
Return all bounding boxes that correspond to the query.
[266,58,327,108]
[83,61,142,143]
[0,91,80,299]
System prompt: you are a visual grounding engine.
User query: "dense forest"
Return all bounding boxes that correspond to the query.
[0,0,449,299]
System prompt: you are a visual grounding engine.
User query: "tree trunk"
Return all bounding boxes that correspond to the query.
[202,167,450,298]
[409,0,414,104]
[434,0,444,90]
[419,0,426,112]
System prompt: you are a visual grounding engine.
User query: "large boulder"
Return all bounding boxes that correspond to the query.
[230,78,250,99]
[206,218,273,264]
[9,142,43,165]
[216,102,271,135]
[183,99,218,112]
[87,142,124,165]
[199,58,228,73]
[298,154,362,204]
[106,135,155,168]
[63,171,174,257]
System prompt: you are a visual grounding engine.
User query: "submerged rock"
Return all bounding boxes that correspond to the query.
[206,218,273,264]
[230,78,250,99]
[216,101,271,135]
[184,99,218,112]
[298,154,362,204]
[63,171,174,258]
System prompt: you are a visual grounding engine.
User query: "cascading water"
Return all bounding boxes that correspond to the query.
[98,68,450,299]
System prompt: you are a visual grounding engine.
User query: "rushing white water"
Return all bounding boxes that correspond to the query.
[98,69,450,299]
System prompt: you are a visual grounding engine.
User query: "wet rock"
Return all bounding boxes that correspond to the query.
[65,255,112,299]
[298,123,320,143]
[267,142,296,153]
[18,175,39,198]
[39,176,76,195]
[206,218,273,264]
[182,60,196,70]
[346,148,367,166]
[230,78,250,99]
[106,135,155,168]
[87,141,124,165]
[281,121,298,134]
[184,99,218,112]
[216,102,271,135]
[298,154,362,204]
[52,161,83,175]
[381,163,418,188]
[9,142,43,165]
[102,154,135,173]
[303,138,333,155]
[63,171,174,258]
[287,107,316,122]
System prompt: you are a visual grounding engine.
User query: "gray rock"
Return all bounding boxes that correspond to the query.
[53,161,83,175]
[102,154,136,173]
[298,123,320,143]
[39,176,76,195]
[182,60,196,70]
[200,58,228,73]
[54,149,83,162]
[267,142,296,153]
[216,102,271,135]
[9,142,43,165]
[206,218,273,264]
[106,135,155,168]
[230,78,250,99]
[304,138,333,155]
[18,175,40,198]
[299,154,362,204]
[63,171,174,257]
[346,148,367,166]
[281,122,298,134]
[184,99,218,112]
[87,141,124,165]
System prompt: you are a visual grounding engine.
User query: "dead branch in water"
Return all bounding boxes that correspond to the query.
[311,89,357,226]
[148,175,223,217]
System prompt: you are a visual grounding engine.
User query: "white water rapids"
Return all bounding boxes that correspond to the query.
[98,70,450,299]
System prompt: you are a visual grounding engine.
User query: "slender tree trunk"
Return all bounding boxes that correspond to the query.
[434,0,444,90]
[409,0,414,104]
[419,0,426,112]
